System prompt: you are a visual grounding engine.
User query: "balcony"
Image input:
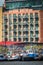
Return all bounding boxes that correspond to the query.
[13,18,17,22]
[13,36,17,38]
[13,32,17,35]
[9,21,13,25]
[30,31,33,34]
[35,27,38,31]
[23,28,28,31]
[18,29,22,31]
[23,35,28,38]
[18,36,21,38]
[13,22,18,25]
[9,36,13,38]
[30,24,34,27]
[4,15,7,19]
[4,19,8,23]
[30,34,33,38]
[18,38,21,41]
[4,38,8,41]
[35,18,39,21]
[30,38,34,41]
[18,24,22,27]
[13,25,17,29]
[35,35,39,38]
[23,17,29,21]
[30,28,33,31]
[35,21,38,24]
[30,20,33,24]
[35,24,39,27]
[23,24,29,28]
[18,15,22,18]
[18,18,21,22]
[35,13,39,21]
[35,31,39,34]
[35,38,39,41]
[3,22,7,25]
[2,29,8,32]
[4,25,8,29]
[13,14,17,18]
[23,22,29,25]
[23,38,28,42]
[13,38,17,41]
[18,22,22,25]
[30,13,33,20]
[23,31,29,34]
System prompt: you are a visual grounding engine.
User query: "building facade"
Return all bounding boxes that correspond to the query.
[2,0,43,44]
[0,7,3,42]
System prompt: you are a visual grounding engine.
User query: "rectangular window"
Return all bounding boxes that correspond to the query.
[35,13,39,21]
[30,13,33,21]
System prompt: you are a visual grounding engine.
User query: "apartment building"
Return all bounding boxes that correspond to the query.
[2,0,43,44]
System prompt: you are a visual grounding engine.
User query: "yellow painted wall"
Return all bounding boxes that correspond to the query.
[0,7,3,41]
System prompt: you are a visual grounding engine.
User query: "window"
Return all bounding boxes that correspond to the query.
[9,26,12,31]
[13,25,17,28]
[30,34,33,38]
[23,18,28,21]
[25,24,29,27]
[35,24,39,27]
[35,27,38,31]
[18,38,21,41]
[13,18,17,22]
[35,38,39,41]
[26,38,28,41]
[5,32,8,35]
[14,38,17,41]
[30,24,33,27]
[4,19,8,22]
[23,38,28,41]
[18,18,21,22]
[5,25,8,29]
[5,38,8,41]
[18,31,21,35]
[4,15,7,19]
[25,13,29,18]
[35,21,38,24]
[26,31,28,34]
[30,13,33,21]
[30,27,33,31]
[35,31,39,34]
[30,20,33,24]
[9,14,12,19]
[13,31,17,34]
[13,14,17,22]
[18,25,21,28]
[30,31,33,34]
[23,24,29,28]
[30,38,33,41]
[35,13,39,21]
[23,31,28,34]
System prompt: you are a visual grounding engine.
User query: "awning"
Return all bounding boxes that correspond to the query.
[0,41,43,46]
[0,41,23,46]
